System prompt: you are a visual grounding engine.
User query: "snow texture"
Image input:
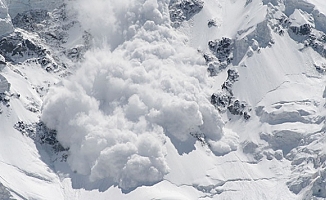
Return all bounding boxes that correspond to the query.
[41,0,237,191]
[1,0,326,199]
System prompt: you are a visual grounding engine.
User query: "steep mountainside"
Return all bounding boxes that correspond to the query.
[0,0,326,199]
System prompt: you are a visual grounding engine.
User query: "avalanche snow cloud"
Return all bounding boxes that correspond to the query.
[41,0,238,190]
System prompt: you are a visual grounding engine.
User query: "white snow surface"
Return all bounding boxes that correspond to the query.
[41,0,237,190]
[0,0,326,199]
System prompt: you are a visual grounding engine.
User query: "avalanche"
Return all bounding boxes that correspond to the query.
[0,0,325,199]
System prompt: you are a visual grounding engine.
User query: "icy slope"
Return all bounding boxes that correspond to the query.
[0,0,326,199]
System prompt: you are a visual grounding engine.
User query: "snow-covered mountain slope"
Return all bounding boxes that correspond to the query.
[5,0,63,18]
[0,0,326,199]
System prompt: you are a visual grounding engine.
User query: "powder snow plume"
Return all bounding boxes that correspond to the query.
[41,0,238,190]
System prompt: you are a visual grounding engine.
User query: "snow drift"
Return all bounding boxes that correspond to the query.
[41,0,238,190]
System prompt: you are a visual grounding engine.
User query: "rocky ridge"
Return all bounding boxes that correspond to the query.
[172,0,326,198]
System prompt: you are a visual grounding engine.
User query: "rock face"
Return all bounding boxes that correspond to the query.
[0,74,10,94]
[12,9,49,31]
[0,54,5,70]
[0,182,13,200]
[205,37,234,76]
[0,1,88,74]
[0,1,13,37]
[169,0,204,27]
[211,69,251,120]
[208,37,234,63]
[290,24,312,35]
[5,0,63,18]
[0,32,49,64]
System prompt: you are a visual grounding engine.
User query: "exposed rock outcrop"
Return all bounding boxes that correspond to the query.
[211,69,251,120]
[169,0,204,27]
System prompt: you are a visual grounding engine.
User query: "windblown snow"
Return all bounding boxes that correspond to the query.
[0,0,326,199]
[41,0,237,190]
